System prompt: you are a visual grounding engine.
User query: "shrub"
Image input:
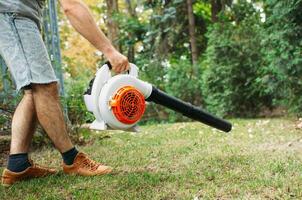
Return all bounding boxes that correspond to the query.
[64,71,94,127]
[202,1,274,117]
[263,0,302,115]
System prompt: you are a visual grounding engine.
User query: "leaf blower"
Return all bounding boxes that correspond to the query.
[84,63,232,132]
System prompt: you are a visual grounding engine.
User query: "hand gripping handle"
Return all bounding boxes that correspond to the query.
[104,61,138,77]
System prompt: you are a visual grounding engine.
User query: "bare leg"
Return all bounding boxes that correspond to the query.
[31,82,73,153]
[10,90,37,154]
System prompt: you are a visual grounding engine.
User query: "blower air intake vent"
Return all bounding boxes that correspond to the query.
[110,86,146,124]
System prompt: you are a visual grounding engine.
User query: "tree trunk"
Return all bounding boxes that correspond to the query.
[186,0,199,68]
[211,0,223,23]
[106,0,120,51]
[124,0,137,62]
[125,0,137,17]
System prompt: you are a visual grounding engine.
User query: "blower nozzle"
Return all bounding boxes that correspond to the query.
[146,86,232,132]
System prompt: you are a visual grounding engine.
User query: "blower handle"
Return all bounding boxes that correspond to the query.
[105,61,113,70]
[146,86,232,132]
[105,61,131,74]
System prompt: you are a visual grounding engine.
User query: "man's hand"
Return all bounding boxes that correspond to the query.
[105,49,130,73]
[59,0,130,73]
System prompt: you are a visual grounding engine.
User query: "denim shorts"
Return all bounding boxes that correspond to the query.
[0,13,58,91]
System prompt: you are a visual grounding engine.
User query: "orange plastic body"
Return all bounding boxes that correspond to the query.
[110,86,146,125]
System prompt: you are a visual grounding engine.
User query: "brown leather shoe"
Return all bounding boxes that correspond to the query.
[1,161,57,187]
[63,152,112,176]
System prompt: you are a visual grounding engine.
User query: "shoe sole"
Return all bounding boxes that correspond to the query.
[1,171,57,187]
[64,168,113,176]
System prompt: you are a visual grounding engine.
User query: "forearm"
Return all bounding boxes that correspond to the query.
[60,0,115,56]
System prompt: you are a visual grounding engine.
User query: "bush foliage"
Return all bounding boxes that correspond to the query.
[202,1,273,117]
[263,0,302,114]
[202,0,302,117]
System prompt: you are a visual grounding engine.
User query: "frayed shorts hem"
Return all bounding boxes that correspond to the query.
[19,79,59,92]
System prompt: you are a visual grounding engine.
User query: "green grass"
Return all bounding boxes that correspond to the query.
[1,118,302,199]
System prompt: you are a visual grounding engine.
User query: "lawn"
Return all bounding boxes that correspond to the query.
[1,118,302,199]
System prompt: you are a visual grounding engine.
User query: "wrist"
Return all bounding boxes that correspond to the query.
[101,45,116,58]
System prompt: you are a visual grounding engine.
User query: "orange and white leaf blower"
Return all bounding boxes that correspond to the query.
[84,63,232,132]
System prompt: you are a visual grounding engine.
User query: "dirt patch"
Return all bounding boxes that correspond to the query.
[258,137,302,152]
[0,150,9,167]
[0,135,10,166]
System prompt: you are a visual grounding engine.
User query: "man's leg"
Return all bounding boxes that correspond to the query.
[3,93,56,185]
[30,82,112,176]
[10,90,37,154]
[7,89,37,173]
[31,82,73,153]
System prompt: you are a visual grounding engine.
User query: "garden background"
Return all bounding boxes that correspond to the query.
[1,0,302,128]
[0,1,302,199]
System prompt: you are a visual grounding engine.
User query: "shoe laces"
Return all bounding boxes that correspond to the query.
[81,155,101,171]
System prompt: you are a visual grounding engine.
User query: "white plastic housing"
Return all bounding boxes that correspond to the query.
[99,75,152,130]
[84,63,152,131]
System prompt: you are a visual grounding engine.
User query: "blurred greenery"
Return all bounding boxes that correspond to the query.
[1,0,302,129]
[202,0,272,117]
